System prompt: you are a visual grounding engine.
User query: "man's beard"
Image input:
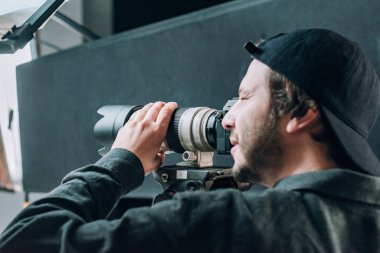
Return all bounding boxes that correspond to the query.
[233,107,282,184]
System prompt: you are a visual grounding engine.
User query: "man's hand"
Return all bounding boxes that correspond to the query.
[112,101,177,175]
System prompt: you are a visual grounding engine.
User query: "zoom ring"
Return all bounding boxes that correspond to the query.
[166,108,186,153]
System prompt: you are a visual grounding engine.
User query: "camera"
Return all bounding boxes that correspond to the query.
[94,98,237,203]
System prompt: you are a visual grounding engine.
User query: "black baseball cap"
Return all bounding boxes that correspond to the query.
[244,29,380,176]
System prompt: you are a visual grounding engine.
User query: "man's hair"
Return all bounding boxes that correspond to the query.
[268,69,357,170]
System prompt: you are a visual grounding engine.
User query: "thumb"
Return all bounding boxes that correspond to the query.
[144,154,164,175]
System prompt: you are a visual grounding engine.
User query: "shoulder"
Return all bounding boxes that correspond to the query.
[157,187,304,214]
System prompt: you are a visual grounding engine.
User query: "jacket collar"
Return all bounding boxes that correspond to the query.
[270,169,380,205]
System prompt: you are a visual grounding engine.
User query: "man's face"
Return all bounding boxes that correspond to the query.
[222,60,282,183]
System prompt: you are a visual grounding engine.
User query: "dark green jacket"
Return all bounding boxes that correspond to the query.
[1,148,380,253]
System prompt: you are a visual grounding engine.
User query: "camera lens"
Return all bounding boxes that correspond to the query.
[166,107,217,153]
[94,105,218,154]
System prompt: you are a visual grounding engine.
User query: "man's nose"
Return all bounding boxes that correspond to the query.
[222,111,235,130]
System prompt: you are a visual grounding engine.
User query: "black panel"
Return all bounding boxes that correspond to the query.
[17,0,380,195]
[113,0,233,32]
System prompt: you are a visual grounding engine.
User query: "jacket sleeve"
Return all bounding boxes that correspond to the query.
[0,148,251,253]
[0,148,156,252]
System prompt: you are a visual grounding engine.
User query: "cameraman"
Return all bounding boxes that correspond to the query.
[1,28,380,252]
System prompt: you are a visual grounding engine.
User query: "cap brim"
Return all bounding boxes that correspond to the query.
[321,106,380,176]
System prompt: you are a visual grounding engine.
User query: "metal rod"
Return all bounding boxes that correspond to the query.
[52,11,100,41]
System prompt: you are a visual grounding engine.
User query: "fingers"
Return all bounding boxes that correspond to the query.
[132,101,177,125]
[132,103,153,122]
[115,100,177,175]
[157,151,165,164]
[156,102,177,127]
[144,102,165,121]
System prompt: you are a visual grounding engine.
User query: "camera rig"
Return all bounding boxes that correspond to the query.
[152,151,236,204]
[94,99,237,203]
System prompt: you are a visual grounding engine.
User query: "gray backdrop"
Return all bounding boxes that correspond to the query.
[16,0,380,196]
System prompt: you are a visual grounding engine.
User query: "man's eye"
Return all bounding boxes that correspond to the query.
[239,95,251,101]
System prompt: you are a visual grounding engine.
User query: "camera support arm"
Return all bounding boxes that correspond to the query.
[0,0,65,54]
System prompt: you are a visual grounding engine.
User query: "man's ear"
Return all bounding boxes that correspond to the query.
[286,108,319,134]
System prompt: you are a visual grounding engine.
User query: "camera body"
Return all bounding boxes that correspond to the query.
[94,99,237,203]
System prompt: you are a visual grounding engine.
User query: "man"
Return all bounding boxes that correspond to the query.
[1,28,380,252]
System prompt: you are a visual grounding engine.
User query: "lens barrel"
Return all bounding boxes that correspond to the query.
[94,105,221,154]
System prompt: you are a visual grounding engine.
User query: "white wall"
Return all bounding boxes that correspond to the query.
[39,0,84,56]
[0,0,84,233]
